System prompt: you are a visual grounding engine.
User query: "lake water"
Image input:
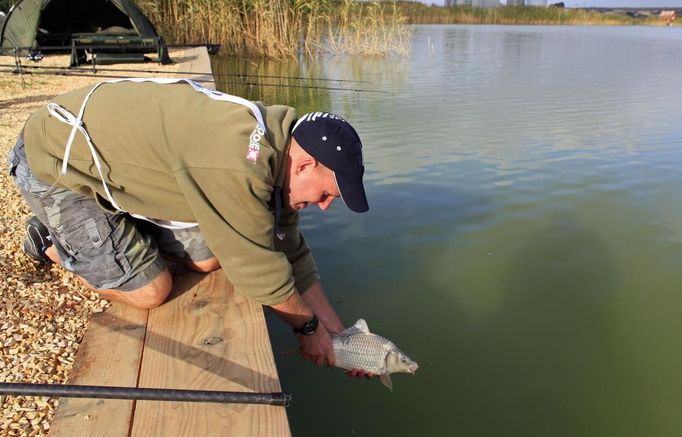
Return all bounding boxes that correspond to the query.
[212,25,682,437]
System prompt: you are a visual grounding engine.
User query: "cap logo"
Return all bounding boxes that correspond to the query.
[304,112,347,123]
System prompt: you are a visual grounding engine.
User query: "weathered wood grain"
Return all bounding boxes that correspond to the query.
[130,271,291,437]
[178,46,215,88]
[49,302,148,437]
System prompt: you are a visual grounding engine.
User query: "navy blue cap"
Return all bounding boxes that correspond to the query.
[292,112,369,213]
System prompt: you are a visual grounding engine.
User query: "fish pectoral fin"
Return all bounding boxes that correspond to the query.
[379,373,393,392]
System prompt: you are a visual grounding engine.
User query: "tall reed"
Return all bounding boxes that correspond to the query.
[319,1,411,56]
[139,0,303,58]
[138,0,411,59]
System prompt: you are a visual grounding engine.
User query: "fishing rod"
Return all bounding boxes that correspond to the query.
[0,63,370,84]
[0,382,292,406]
[9,43,218,51]
[1,69,388,94]
[8,45,370,84]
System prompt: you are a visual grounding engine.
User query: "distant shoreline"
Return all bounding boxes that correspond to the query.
[399,4,678,27]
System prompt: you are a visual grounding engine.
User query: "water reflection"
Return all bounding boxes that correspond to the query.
[211,56,332,112]
[215,25,682,437]
[210,55,410,116]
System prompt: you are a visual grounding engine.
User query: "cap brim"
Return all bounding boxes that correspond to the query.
[334,173,369,213]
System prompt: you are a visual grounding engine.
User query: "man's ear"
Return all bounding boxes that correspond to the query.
[295,156,318,175]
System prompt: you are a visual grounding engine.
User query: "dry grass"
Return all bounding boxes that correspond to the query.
[138,0,411,59]
[139,0,303,58]
[318,1,411,56]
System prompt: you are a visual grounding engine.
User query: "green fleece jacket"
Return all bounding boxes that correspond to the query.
[22,80,319,305]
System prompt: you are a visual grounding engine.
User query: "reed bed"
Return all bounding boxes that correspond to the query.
[2,1,668,59]
[138,0,411,59]
[321,1,411,56]
[136,1,666,59]
[138,0,301,58]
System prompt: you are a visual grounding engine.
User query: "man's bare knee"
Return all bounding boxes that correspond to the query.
[129,269,173,309]
[97,269,173,309]
[187,257,220,273]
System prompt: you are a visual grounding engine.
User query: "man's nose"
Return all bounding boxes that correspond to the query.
[318,197,335,211]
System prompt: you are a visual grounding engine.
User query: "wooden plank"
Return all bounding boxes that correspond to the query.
[175,47,215,89]
[50,302,148,437]
[130,271,291,437]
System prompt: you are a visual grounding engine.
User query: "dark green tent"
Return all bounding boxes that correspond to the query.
[0,0,170,64]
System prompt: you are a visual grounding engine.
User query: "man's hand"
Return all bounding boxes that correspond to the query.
[298,322,335,367]
[269,282,371,376]
[346,369,374,379]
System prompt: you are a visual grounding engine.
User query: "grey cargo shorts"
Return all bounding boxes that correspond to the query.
[8,137,214,291]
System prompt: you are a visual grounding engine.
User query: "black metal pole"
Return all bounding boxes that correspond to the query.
[0,383,291,407]
[6,44,220,51]
[0,68,210,84]
[0,63,370,84]
[0,69,388,94]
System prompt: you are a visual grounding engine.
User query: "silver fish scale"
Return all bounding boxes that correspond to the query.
[332,333,395,373]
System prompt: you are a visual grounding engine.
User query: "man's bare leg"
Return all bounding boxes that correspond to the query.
[45,246,173,309]
[186,257,221,273]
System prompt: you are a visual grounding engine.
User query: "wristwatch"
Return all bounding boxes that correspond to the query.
[293,315,319,336]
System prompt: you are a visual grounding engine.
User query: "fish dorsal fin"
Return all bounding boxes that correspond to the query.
[340,319,370,336]
[354,319,370,333]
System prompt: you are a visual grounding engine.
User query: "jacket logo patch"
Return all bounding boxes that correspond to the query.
[246,125,265,162]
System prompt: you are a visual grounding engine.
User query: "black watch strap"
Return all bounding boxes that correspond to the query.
[293,315,319,336]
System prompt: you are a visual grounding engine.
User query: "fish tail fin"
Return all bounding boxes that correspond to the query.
[281,348,301,357]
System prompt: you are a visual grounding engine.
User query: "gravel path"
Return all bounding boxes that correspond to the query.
[0,54,182,436]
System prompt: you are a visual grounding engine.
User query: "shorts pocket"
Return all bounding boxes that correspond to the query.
[84,217,106,248]
[59,216,130,289]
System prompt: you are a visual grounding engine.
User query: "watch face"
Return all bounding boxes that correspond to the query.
[297,316,319,335]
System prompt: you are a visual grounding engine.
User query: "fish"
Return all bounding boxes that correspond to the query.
[331,319,418,391]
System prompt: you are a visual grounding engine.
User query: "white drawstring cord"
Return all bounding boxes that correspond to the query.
[46,78,269,230]
[47,83,124,212]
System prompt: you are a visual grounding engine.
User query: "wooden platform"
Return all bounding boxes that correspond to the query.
[169,46,215,88]
[49,271,291,437]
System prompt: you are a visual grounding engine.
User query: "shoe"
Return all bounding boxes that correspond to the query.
[23,216,53,265]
